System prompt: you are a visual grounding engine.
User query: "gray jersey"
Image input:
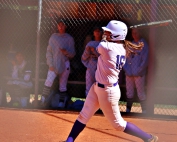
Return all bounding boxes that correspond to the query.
[123,38,148,77]
[46,33,75,74]
[81,40,100,96]
[81,40,100,69]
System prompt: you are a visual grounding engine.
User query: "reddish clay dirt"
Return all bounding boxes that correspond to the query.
[0,108,176,142]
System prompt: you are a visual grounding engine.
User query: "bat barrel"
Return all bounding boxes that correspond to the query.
[129,19,172,29]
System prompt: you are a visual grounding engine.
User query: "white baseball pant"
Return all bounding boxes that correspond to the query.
[77,82,127,131]
[126,76,146,101]
[44,60,70,92]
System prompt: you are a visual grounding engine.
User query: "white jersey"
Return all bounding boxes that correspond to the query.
[95,41,126,84]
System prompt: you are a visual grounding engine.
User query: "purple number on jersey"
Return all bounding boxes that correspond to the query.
[116,55,125,70]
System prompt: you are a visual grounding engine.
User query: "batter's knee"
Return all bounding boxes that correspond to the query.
[112,120,127,131]
[77,113,88,125]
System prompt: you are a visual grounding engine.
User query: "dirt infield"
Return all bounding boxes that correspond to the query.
[0,108,177,142]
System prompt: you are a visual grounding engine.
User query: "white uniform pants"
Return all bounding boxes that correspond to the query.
[44,61,70,92]
[126,76,146,101]
[77,82,127,131]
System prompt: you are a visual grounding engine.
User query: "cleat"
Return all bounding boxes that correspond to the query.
[146,135,158,142]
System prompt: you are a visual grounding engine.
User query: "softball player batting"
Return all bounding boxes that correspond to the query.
[65,20,158,142]
[123,28,149,113]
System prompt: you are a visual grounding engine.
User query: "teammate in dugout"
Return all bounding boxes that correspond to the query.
[41,20,76,107]
[81,27,102,96]
[6,52,33,107]
[123,28,149,113]
[65,20,158,142]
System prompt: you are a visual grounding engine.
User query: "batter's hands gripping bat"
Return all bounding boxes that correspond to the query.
[130,19,172,29]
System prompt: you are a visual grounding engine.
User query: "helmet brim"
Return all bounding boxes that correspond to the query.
[102,27,112,33]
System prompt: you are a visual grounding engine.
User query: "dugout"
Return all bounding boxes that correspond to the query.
[0,0,177,115]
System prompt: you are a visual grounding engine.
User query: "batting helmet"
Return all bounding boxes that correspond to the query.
[102,20,128,41]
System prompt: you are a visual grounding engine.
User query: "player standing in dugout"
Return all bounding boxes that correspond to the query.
[40,20,75,108]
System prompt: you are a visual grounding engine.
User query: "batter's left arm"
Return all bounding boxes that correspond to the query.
[96,41,106,55]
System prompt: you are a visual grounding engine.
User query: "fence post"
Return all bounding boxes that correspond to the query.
[34,0,42,107]
[146,0,158,115]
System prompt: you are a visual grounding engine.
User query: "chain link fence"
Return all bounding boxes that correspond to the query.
[0,0,177,117]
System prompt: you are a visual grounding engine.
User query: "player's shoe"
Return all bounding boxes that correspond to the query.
[39,96,46,108]
[39,95,51,108]
[41,96,45,104]
[146,135,158,142]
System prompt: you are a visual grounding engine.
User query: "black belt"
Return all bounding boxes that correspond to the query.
[97,82,118,88]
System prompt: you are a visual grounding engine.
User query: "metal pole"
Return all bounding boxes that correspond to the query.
[34,0,42,107]
[146,0,158,115]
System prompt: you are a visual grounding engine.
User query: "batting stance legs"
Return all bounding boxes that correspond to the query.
[66,83,153,141]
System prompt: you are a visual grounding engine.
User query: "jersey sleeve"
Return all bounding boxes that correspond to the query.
[81,42,92,67]
[46,35,55,67]
[11,65,19,79]
[137,39,149,75]
[96,41,107,55]
[65,36,76,58]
